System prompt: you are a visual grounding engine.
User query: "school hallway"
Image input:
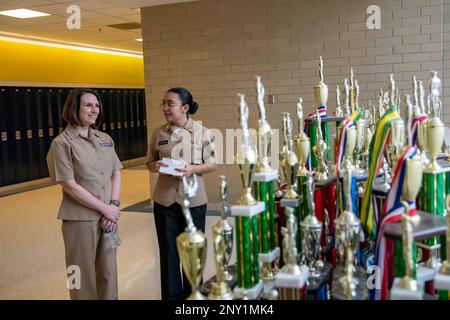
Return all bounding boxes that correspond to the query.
[0,164,232,299]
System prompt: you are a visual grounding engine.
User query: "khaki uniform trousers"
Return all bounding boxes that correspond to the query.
[62,220,118,300]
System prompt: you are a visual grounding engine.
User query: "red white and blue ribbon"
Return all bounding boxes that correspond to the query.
[411,115,427,146]
[335,118,355,174]
[374,146,419,300]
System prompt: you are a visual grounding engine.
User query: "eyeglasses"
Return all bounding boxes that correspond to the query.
[160,101,181,109]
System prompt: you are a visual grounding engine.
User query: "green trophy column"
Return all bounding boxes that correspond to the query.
[253,181,268,253]
[235,215,260,288]
[418,171,447,260]
[297,175,310,220]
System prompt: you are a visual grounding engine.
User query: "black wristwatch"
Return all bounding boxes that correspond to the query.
[110,200,120,207]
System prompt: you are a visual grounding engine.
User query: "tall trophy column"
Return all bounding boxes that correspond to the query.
[232,93,264,300]
[251,76,280,294]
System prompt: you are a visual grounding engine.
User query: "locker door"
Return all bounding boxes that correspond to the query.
[116,89,125,160]
[139,90,148,156]
[11,88,29,183]
[134,90,143,156]
[35,88,49,178]
[0,88,14,186]
[24,88,39,181]
[46,89,55,143]
[98,89,108,133]
[106,90,117,154]
[122,89,130,160]
[55,89,65,135]
[128,89,137,159]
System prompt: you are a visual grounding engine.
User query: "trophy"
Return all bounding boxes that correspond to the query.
[294,98,310,177]
[361,124,373,171]
[313,110,329,181]
[354,118,366,174]
[280,112,299,199]
[236,93,257,205]
[378,88,386,118]
[314,56,328,107]
[387,119,405,172]
[389,73,396,108]
[424,71,444,172]
[208,176,233,300]
[349,68,356,113]
[391,128,423,298]
[335,85,344,117]
[275,207,309,300]
[344,78,351,117]
[300,174,324,277]
[342,126,356,173]
[176,174,207,300]
[255,75,273,173]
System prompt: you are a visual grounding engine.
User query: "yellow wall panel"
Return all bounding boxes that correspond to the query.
[0,40,144,86]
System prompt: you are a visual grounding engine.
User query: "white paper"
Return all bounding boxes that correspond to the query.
[159,157,186,177]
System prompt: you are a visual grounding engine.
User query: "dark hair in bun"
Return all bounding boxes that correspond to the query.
[167,87,198,115]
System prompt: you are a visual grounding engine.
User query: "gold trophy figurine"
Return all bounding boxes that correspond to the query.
[280,112,299,199]
[425,71,444,172]
[236,93,258,205]
[412,76,422,117]
[313,110,329,181]
[294,97,311,177]
[208,176,233,300]
[314,56,328,107]
[335,85,344,117]
[176,174,208,300]
[255,75,273,173]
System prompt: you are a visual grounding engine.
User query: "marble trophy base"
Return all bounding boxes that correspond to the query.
[390,278,424,300]
[416,264,437,282]
[434,273,450,291]
[280,197,301,208]
[275,265,309,289]
[252,170,278,182]
[234,280,264,300]
[231,201,265,217]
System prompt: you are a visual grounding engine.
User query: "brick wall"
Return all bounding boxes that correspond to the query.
[141,0,450,204]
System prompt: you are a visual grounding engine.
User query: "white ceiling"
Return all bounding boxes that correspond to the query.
[0,0,197,52]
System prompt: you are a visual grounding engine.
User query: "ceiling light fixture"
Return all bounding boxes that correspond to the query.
[135,38,142,42]
[0,32,143,58]
[0,8,50,19]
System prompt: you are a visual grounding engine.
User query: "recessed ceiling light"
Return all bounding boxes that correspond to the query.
[0,8,50,19]
[135,38,142,42]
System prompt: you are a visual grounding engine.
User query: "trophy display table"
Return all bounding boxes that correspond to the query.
[383,211,447,241]
[306,261,333,300]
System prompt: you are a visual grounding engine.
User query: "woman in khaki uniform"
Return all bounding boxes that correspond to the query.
[46,88,122,300]
[146,87,217,300]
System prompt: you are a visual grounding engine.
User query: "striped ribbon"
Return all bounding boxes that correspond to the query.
[374,146,418,300]
[334,110,362,175]
[361,107,401,239]
[411,114,427,146]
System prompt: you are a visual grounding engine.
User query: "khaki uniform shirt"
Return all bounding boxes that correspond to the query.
[146,117,217,208]
[47,125,123,221]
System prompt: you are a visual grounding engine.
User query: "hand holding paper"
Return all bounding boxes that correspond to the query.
[159,157,187,177]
